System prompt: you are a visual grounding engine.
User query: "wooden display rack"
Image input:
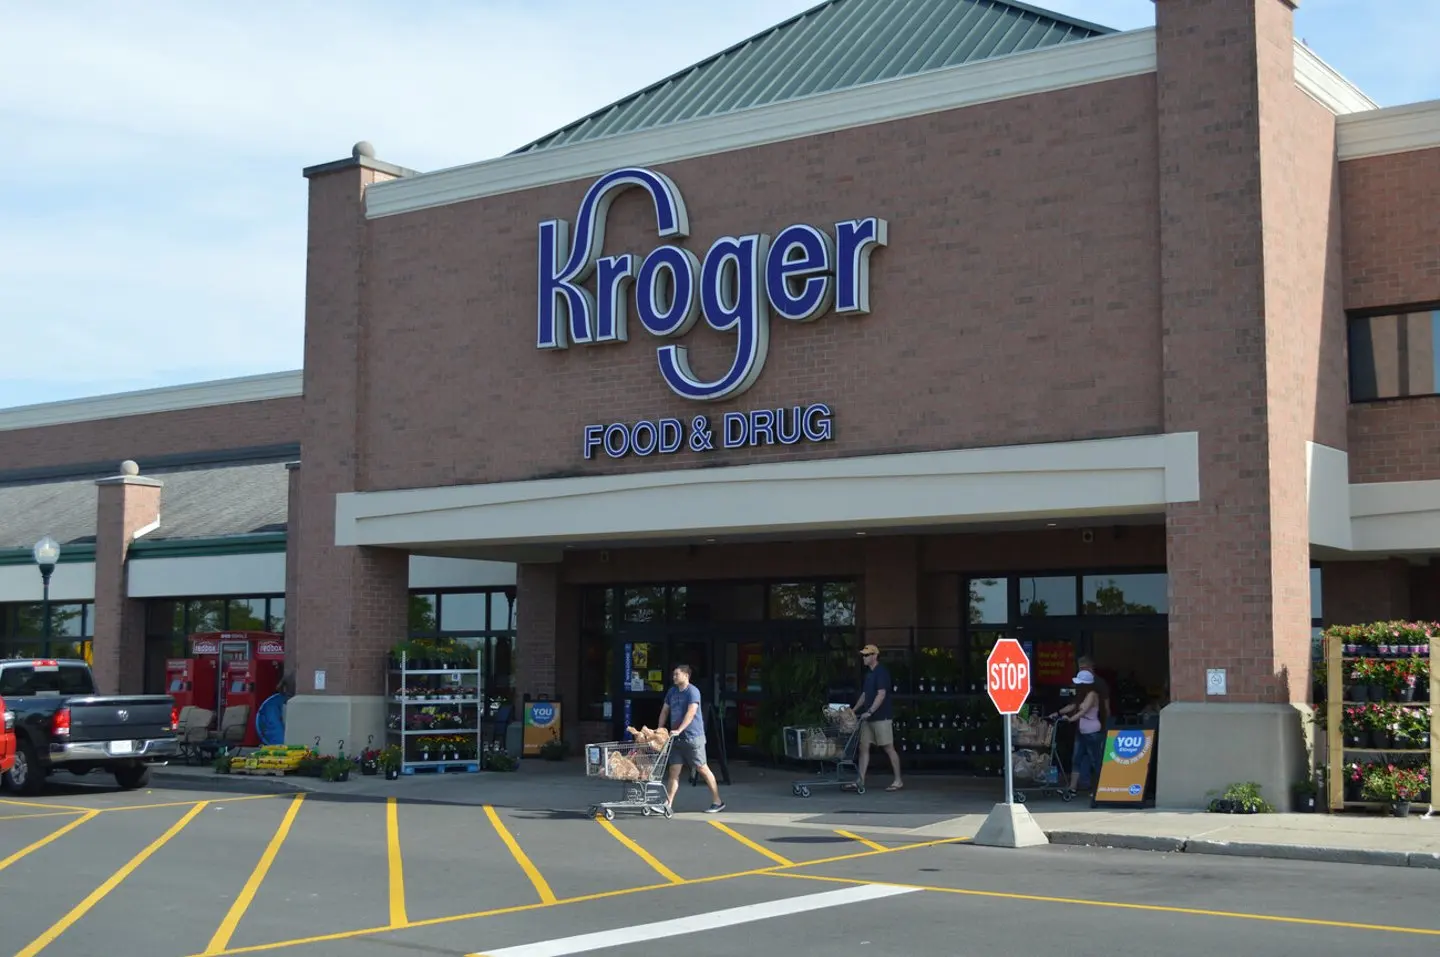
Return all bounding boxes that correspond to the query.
[1324,628,1436,814]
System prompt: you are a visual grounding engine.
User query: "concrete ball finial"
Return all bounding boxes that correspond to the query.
[352,141,376,159]
[120,460,140,476]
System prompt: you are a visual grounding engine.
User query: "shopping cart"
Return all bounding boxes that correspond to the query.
[1009,713,1075,804]
[584,736,675,820]
[784,722,864,797]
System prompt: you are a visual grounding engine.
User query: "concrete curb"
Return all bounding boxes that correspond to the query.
[1047,830,1440,869]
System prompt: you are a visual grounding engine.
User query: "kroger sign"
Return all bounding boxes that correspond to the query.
[537,167,887,402]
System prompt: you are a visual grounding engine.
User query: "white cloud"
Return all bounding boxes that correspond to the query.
[0,0,1433,408]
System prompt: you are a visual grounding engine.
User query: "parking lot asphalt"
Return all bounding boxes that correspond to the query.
[3,783,1439,957]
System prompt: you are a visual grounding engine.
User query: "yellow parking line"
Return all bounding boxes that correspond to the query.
[184,835,971,956]
[203,794,306,955]
[0,810,86,822]
[0,797,91,813]
[483,805,556,904]
[708,820,794,866]
[767,872,1440,937]
[102,794,285,814]
[835,829,886,852]
[595,816,685,884]
[15,802,208,957]
[0,810,100,873]
[387,797,408,927]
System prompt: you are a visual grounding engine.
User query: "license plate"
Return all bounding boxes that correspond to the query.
[110,741,134,755]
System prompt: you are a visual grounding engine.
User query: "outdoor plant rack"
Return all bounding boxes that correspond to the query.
[1324,622,1435,815]
[386,647,485,776]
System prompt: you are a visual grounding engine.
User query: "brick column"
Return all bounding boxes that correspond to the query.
[516,563,560,699]
[1157,0,1318,706]
[286,143,415,752]
[92,460,162,694]
[1153,0,1343,808]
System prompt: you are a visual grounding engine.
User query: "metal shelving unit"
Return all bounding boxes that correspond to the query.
[386,651,484,775]
[1325,631,1435,814]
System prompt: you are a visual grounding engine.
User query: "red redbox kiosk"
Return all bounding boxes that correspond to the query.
[166,658,205,712]
[219,635,285,747]
[186,632,284,731]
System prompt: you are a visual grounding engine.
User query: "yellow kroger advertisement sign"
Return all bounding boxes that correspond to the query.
[1093,728,1156,805]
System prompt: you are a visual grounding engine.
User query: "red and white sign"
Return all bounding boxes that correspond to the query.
[255,640,285,658]
[986,638,1032,715]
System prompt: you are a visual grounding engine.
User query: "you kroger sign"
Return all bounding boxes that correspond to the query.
[537,166,887,402]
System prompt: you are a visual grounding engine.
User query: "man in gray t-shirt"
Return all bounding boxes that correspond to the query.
[657,664,725,813]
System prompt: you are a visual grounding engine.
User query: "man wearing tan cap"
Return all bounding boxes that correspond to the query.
[845,644,904,792]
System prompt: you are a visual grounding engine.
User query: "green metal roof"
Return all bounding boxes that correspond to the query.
[513,0,1114,155]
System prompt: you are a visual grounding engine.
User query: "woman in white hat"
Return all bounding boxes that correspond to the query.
[1053,660,1105,796]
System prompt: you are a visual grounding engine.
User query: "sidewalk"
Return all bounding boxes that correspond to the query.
[149,759,1440,869]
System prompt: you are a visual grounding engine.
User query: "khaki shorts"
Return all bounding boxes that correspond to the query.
[859,718,894,748]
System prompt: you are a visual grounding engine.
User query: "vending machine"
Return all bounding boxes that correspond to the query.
[166,659,198,711]
[219,635,285,747]
[188,631,284,722]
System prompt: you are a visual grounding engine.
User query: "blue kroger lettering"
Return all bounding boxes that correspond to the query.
[537,166,887,402]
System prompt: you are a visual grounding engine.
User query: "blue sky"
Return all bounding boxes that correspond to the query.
[1,0,1436,410]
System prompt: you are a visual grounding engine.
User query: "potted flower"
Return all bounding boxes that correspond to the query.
[322,755,357,782]
[379,745,402,780]
[359,746,381,775]
[1291,777,1318,813]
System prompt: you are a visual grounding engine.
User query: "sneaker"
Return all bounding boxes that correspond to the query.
[705,802,727,814]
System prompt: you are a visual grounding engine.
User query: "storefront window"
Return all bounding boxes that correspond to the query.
[768,583,817,620]
[622,586,666,623]
[967,578,1008,624]
[188,599,226,633]
[267,597,286,634]
[579,629,612,722]
[822,582,856,626]
[440,592,488,631]
[491,590,516,631]
[1310,567,1323,622]
[226,598,267,631]
[1019,577,1076,617]
[409,594,438,633]
[1082,574,1167,615]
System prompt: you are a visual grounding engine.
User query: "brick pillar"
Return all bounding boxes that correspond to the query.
[1155,0,1334,808]
[1157,0,1314,705]
[286,143,414,751]
[92,460,162,694]
[516,563,559,699]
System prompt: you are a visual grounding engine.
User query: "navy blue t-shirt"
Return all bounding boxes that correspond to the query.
[861,664,893,721]
[664,683,705,741]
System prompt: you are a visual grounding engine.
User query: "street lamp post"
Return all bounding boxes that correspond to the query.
[32,536,61,657]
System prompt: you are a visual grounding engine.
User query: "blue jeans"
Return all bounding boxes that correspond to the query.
[1072,731,1104,788]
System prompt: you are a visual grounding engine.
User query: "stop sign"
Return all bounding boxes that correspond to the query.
[986,638,1032,715]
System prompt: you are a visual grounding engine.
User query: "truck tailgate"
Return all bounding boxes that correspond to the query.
[67,697,175,742]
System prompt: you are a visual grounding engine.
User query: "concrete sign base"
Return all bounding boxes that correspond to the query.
[971,802,1051,848]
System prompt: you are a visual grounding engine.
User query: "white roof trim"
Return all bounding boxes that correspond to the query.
[1349,479,1440,553]
[0,370,303,432]
[1337,99,1440,161]
[364,28,1160,219]
[334,432,1201,555]
[1293,41,1377,116]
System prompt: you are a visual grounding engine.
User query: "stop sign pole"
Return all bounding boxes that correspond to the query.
[972,638,1048,848]
[986,638,1032,806]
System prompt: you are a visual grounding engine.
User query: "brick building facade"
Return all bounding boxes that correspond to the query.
[4,0,1440,807]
